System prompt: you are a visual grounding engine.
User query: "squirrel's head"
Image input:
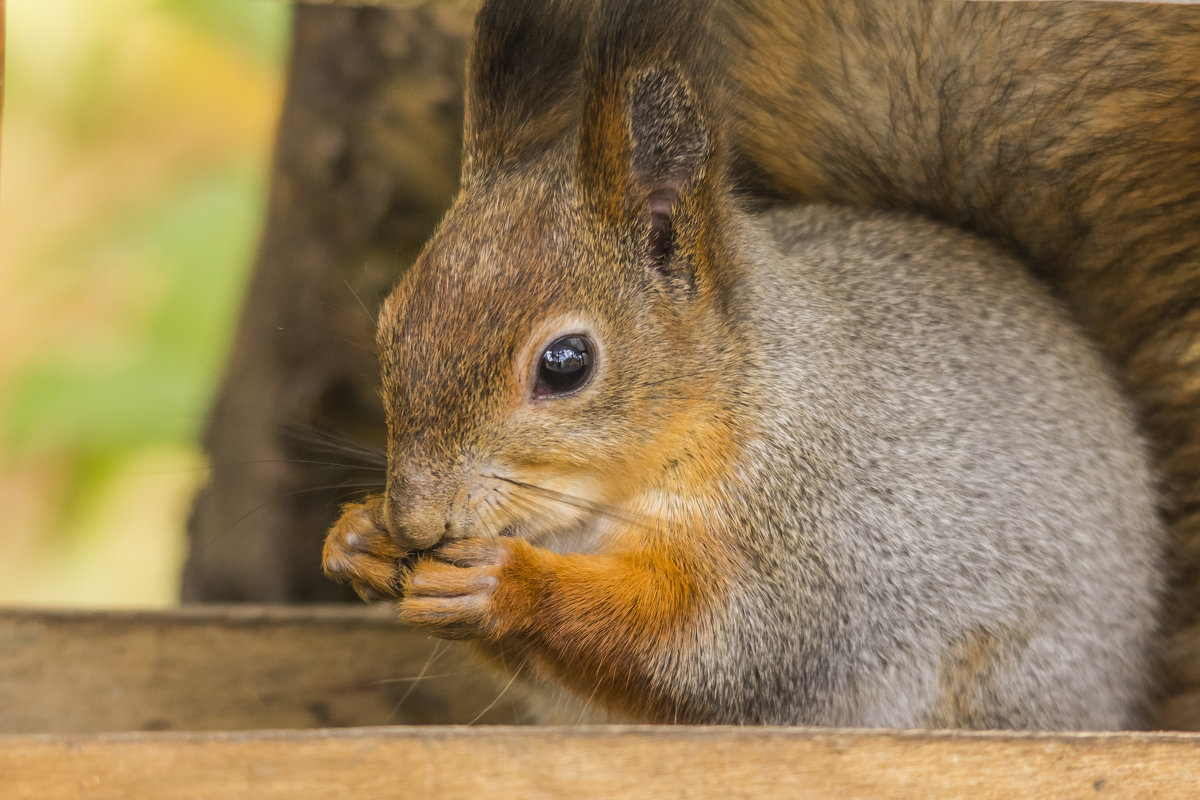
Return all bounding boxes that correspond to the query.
[376,0,741,551]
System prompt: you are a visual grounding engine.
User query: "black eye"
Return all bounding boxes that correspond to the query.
[536,335,594,396]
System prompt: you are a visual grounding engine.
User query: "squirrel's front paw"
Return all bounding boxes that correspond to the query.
[323,497,411,602]
[399,538,536,640]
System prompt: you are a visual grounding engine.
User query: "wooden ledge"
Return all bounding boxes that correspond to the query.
[3,724,1200,799]
[4,607,1200,797]
[0,605,521,733]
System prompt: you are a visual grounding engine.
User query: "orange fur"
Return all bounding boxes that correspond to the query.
[397,535,716,721]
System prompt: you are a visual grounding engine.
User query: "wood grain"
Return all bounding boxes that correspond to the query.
[3,725,1200,800]
[0,606,521,733]
[3,608,1200,797]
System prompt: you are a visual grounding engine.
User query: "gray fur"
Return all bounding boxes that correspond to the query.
[659,204,1164,728]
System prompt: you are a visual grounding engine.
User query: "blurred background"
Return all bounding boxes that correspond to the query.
[0,0,290,605]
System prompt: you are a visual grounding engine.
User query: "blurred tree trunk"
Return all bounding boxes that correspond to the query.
[182,4,471,602]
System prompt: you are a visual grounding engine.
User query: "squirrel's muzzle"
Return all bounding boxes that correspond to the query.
[385,468,459,551]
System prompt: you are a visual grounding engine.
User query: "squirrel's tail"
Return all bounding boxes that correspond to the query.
[723,0,1200,729]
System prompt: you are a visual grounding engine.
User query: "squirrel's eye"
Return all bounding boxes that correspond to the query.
[536,335,594,397]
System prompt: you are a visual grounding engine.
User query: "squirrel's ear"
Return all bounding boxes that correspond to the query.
[629,65,713,274]
[463,0,589,182]
[579,0,723,288]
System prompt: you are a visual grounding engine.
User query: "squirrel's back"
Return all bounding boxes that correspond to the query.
[689,204,1163,727]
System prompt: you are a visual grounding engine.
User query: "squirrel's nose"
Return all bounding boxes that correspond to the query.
[392,505,449,551]
[386,471,453,551]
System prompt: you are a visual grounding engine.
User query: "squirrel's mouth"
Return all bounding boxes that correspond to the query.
[390,550,421,586]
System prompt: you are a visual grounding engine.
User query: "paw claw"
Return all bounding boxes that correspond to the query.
[323,497,409,601]
[398,538,512,638]
[408,560,499,596]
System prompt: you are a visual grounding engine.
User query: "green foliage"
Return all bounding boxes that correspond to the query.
[0,0,290,602]
[2,162,263,457]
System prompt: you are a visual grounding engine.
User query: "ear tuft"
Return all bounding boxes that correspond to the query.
[577,0,725,290]
[631,66,713,281]
[630,65,712,196]
[464,0,589,179]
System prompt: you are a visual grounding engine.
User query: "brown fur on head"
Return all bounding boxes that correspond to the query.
[375,0,741,553]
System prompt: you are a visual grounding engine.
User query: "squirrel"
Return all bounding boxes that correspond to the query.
[322,0,1169,728]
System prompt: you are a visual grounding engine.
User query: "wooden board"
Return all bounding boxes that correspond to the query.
[3,607,1200,798]
[3,725,1200,800]
[0,606,521,733]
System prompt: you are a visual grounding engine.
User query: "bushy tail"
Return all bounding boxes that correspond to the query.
[724,0,1200,728]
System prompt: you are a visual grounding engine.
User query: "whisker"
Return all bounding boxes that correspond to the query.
[196,480,385,555]
[286,438,386,467]
[342,276,378,326]
[285,458,385,472]
[468,661,523,726]
[575,681,604,725]
[337,488,383,503]
[371,671,469,684]
[201,458,386,473]
[307,482,388,491]
[484,474,652,530]
[501,493,538,540]
[473,495,499,539]
[504,491,567,551]
[280,422,387,466]
[388,639,451,720]
[483,497,508,539]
